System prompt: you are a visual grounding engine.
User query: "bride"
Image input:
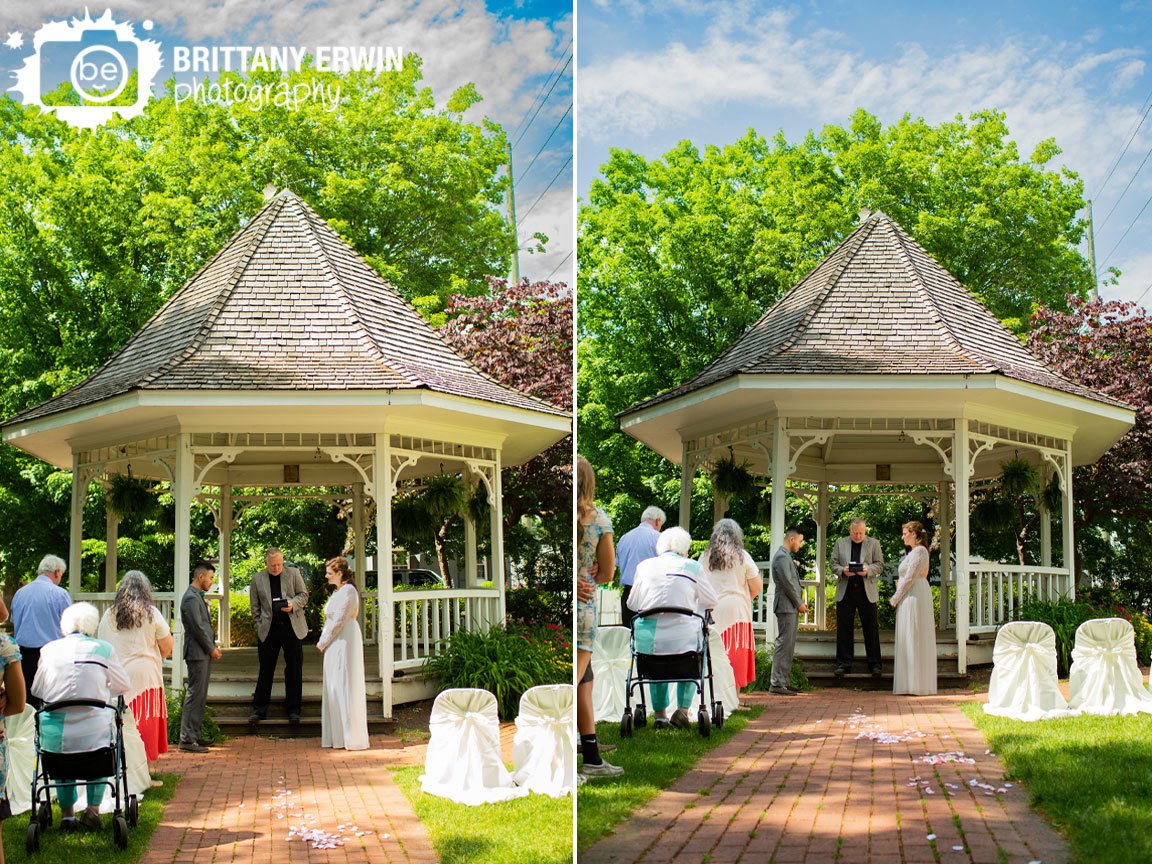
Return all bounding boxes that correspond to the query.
[318,557,370,750]
[890,521,937,696]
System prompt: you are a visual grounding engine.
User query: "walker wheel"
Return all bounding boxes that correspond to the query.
[713,703,725,730]
[697,707,711,737]
[26,822,40,854]
[37,800,51,829]
[620,711,633,739]
[127,794,139,827]
[114,816,129,849]
[632,704,647,728]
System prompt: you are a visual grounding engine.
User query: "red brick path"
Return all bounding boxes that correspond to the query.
[583,689,1068,864]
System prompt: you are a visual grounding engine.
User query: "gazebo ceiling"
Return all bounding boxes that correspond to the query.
[620,213,1134,471]
[1,190,569,471]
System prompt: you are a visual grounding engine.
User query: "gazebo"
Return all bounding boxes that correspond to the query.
[0,189,570,716]
[618,210,1134,671]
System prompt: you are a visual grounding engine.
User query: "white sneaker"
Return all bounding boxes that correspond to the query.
[580,759,624,778]
[576,774,587,787]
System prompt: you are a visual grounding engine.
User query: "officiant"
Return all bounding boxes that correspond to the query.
[249,547,309,723]
[830,518,885,677]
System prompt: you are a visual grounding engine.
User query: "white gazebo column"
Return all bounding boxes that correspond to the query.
[1061,444,1076,600]
[464,514,478,588]
[105,507,119,591]
[815,481,828,628]
[492,450,506,621]
[765,418,788,647]
[170,433,194,690]
[218,484,232,648]
[351,481,366,627]
[375,435,394,719]
[678,442,693,529]
[68,453,85,595]
[953,423,971,674]
[938,481,951,629]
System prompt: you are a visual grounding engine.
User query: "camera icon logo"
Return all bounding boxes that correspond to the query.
[9,9,162,129]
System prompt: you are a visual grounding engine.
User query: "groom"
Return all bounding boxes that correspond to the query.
[249,547,309,722]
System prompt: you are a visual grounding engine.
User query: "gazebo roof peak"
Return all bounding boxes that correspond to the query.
[5,189,564,427]
[626,211,1121,415]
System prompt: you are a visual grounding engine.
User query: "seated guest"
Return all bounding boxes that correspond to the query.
[627,527,718,728]
[32,602,131,831]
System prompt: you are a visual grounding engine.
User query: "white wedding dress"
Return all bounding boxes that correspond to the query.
[892,545,937,696]
[318,583,370,750]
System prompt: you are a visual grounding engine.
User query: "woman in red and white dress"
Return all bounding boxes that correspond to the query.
[98,570,172,782]
[700,519,762,689]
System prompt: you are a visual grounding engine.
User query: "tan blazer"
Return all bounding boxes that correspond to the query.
[250,567,309,642]
[830,536,885,604]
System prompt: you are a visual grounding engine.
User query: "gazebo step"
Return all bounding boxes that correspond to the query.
[205,695,396,737]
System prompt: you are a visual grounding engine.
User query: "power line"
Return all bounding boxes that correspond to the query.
[1093,83,1152,202]
[543,250,573,282]
[1096,139,1152,232]
[1098,188,1152,272]
[508,39,572,145]
[517,103,572,185]
[513,53,572,150]
[518,154,573,226]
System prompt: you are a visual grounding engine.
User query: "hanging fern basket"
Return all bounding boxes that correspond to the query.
[711,454,757,500]
[106,474,158,521]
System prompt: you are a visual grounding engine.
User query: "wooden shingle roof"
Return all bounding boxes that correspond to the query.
[7,190,563,425]
[628,211,1122,414]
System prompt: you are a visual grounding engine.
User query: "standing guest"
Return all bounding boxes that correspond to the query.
[317,557,369,751]
[178,561,222,754]
[11,554,71,709]
[614,507,665,627]
[830,518,886,677]
[0,630,24,861]
[98,571,172,782]
[576,456,621,779]
[33,602,131,832]
[699,519,762,689]
[249,548,309,723]
[769,529,807,696]
[891,521,937,696]
[628,527,719,728]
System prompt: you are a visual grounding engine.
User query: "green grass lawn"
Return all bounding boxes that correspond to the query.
[577,707,763,852]
[1,772,178,864]
[391,766,572,864]
[964,703,1152,864]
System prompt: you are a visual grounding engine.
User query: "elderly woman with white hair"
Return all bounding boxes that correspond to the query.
[31,602,130,831]
[627,527,718,729]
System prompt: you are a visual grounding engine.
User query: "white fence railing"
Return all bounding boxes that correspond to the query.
[958,562,1072,632]
[753,563,820,631]
[392,589,502,672]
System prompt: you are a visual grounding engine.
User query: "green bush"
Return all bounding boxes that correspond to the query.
[506,586,568,628]
[423,623,571,720]
[165,686,223,745]
[746,649,810,692]
[226,592,256,647]
[1013,597,1110,676]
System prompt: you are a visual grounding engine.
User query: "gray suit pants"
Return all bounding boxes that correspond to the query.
[772,612,798,688]
[181,659,211,745]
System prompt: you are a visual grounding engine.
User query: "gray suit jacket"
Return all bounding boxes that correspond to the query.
[250,567,309,642]
[181,585,216,661]
[830,536,885,603]
[771,546,803,613]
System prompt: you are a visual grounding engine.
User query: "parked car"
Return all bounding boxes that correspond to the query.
[365,568,445,588]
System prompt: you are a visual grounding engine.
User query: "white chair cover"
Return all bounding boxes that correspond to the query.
[1068,617,1152,716]
[690,627,740,716]
[597,587,622,625]
[511,685,573,797]
[984,621,1070,721]
[419,688,527,805]
[592,626,632,722]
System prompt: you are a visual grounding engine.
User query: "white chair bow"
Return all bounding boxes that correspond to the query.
[511,684,574,797]
[1068,618,1152,716]
[419,688,528,805]
[592,626,632,722]
[984,621,1070,721]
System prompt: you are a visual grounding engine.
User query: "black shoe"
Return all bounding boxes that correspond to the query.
[769,685,799,696]
[834,665,849,677]
[196,738,213,747]
[179,741,210,753]
[870,666,883,677]
[248,710,265,723]
[288,711,301,722]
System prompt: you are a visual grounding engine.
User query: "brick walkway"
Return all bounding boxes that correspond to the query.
[139,729,516,864]
[583,689,1068,864]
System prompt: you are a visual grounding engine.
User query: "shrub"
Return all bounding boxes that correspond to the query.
[1013,597,1108,676]
[166,687,223,745]
[506,586,568,628]
[422,622,571,720]
[746,649,810,692]
[226,592,256,647]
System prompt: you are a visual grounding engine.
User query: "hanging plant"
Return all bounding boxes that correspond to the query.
[106,473,158,521]
[468,486,491,526]
[711,453,757,499]
[420,473,467,522]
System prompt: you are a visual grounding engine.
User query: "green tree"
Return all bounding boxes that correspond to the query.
[578,108,1093,517]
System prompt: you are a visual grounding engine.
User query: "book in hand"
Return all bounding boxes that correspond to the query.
[847,561,864,575]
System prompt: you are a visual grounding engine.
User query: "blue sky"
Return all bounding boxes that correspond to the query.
[0,0,573,285]
[578,0,1152,304]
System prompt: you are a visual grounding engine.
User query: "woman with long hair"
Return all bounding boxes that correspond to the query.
[890,521,937,695]
[98,570,173,779]
[699,518,762,689]
[575,456,621,779]
[317,556,369,750]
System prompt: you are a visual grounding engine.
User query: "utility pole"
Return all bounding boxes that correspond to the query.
[506,140,520,287]
[1087,199,1098,300]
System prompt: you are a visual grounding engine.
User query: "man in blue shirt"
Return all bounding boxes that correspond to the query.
[614,506,665,627]
[11,554,72,707]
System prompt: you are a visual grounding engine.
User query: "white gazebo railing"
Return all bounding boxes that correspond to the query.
[753,563,819,632]
[391,588,502,672]
[956,562,1072,633]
